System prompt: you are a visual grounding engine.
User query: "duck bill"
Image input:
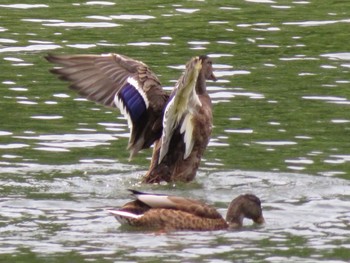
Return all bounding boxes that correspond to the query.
[254,215,265,225]
[209,72,217,81]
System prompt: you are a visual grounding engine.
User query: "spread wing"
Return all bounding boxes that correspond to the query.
[158,57,202,163]
[46,53,169,158]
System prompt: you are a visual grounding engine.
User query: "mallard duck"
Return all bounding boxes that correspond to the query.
[107,190,265,231]
[46,54,216,183]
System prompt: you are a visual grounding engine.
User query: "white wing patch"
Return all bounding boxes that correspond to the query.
[158,78,201,163]
[180,113,195,159]
[127,77,149,108]
[158,93,178,163]
[114,93,133,135]
[107,210,143,225]
[135,193,177,208]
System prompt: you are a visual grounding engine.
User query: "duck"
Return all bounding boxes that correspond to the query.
[46,53,216,183]
[107,189,265,231]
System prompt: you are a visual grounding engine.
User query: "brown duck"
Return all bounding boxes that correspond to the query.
[108,190,265,231]
[46,54,216,183]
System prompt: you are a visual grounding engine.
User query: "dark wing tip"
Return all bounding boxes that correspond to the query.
[44,53,51,61]
[127,189,147,196]
[45,53,59,63]
[127,189,167,197]
[49,67,60,74]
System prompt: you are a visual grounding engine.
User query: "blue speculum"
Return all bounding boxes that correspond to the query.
[119,83,147,123]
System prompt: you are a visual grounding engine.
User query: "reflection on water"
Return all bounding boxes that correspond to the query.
[1,0,350,261]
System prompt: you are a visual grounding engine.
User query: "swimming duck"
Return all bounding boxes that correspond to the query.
[46,54,216,183]
[108,190,265,231]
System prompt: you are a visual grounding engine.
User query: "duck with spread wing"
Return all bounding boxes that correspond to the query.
[46,54,216,183]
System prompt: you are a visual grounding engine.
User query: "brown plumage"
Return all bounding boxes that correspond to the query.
[45,53,167,158]
[108,190,265,231]
[46,54,216,183]
[143,56,215,183]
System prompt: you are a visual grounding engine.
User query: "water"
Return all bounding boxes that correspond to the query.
[0,0,350,262]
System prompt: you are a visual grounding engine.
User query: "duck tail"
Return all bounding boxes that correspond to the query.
[107,209,142,225]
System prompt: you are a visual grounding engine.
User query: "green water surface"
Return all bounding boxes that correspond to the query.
[0,0,349,262]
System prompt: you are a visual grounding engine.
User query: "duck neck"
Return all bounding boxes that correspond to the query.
[226,203,244,228]
[226,212,244,229]
[195,71,207,95]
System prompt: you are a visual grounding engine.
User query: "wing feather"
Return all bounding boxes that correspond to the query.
[127,190,223,219]
[158,57,202,163]
[46,53,168,157]
[180,113,195,159]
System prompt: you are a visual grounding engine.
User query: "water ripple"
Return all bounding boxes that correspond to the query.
[284,19,350,27]
[0,131,13,136]
[30,115,63,120]
[0,44,61,53]
[176,8,200,14]
[0,4,48,9]
[0,143,29,149]
[109,14,155,20]
[302,96,348,103]
[255,141,298,146]
[321,52,350,60]
[127,42,169,47]
[13,133,117,152]
[43,22,120,28]
[85,1,115,6]
[0,38,17,44]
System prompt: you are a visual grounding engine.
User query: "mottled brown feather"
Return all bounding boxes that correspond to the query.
[109,191,264,231]
[47,54,215,182]
[143,56,214,183]
[134,209,228,231]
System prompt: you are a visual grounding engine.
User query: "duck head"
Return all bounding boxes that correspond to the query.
[199,55,217,81]
[226,194,265,228]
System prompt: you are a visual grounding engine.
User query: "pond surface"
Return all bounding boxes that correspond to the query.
[0,0,350,262]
